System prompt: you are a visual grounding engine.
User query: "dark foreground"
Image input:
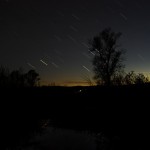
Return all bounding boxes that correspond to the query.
[1,84,150,150]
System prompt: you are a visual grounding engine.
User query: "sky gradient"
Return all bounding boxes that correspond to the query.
[0,0,150,86]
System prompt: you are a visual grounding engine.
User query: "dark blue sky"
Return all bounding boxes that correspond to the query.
[0,0,150,86]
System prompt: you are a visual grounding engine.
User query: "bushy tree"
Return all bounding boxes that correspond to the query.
[10,68,25,87]
[135,73,149,84]
[124,71,149,85]
[89,28,125,86]
[0,66,40,87]
[25,70,40,87]
[112,71,125,85]
[124,71,136,85]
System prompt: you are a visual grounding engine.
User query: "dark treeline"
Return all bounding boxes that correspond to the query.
[0,66,40,88]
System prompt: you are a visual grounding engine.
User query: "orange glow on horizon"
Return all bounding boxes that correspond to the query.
[40,80,95,87]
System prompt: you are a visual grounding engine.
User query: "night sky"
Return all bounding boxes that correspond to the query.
[0,0,150,86]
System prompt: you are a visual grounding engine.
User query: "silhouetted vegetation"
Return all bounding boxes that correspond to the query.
[124,71,149,85]
[25,69,40,87]
[89,28,125,86]
[0,66,10,87]
[0,66,40,88]
[88,28,149,86]
[112,71,149,85]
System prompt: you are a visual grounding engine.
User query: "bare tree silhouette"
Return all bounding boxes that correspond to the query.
[89,28,125,86]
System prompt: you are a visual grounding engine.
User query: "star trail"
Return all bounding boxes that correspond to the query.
[0,0,150,86]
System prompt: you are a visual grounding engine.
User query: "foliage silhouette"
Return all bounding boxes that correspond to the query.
[89,28,125,86]
[0,66,9,87]
[0,66,40,87]
[25,69,40,87]
[124,71,149,85]
[112,71,125,86]
[10,68,25,87]
[124,71,136,85]
[135,73,149,84]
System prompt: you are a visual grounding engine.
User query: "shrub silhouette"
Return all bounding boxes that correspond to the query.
[25,69,40,87]
[135,73,149,84]
[124,71,149,85]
